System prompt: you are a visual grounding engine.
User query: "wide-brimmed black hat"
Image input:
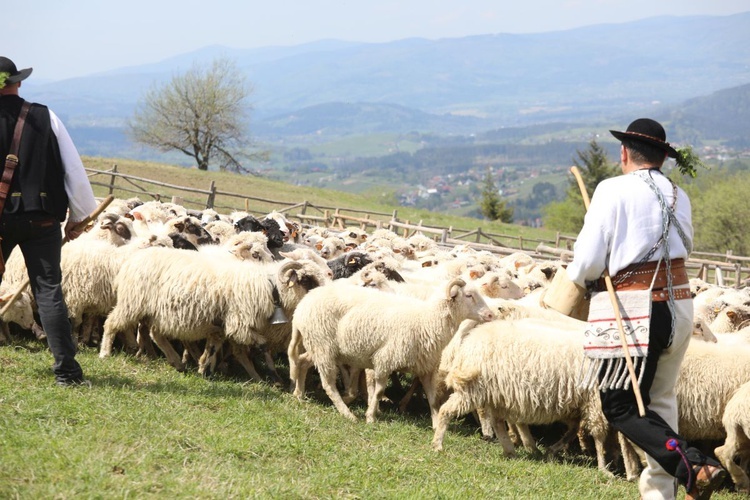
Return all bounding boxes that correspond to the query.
[610,118,678,159]
[0,56,33,85]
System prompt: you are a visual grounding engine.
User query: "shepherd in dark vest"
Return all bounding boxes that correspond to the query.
[0,56,97,386]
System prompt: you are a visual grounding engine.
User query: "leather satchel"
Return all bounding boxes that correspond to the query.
[0,101,32,275]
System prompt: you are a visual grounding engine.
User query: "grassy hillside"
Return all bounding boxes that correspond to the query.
[83,156,565,244]
[2,338,744,499]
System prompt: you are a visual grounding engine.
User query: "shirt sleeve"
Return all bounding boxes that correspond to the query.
[49,109,98,222]
[565,184,613,287]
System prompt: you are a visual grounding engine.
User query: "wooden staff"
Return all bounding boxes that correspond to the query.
[0,195,115,317]
[570,166,646,417]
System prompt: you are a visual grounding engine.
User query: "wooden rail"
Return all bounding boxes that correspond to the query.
[85,165,750,288]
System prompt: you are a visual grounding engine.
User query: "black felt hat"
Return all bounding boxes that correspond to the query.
[0,57,33,85]
[610,118,678,159]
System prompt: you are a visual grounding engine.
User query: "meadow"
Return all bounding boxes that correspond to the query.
[0,157,744,498]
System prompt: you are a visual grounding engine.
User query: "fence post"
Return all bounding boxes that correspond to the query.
[476,227,481,243]
[441,227,448,244]
[108,164,118,195]
[736,262,743,289]
[206,181,216,209]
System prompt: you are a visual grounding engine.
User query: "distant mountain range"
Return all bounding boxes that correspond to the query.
[18,12,750,157]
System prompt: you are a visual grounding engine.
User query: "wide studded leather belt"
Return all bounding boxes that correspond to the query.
[594,258,691,302]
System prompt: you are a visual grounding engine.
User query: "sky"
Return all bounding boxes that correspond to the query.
[5,0,750,81]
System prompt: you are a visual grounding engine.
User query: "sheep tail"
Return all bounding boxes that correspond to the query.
[444,366,481,390]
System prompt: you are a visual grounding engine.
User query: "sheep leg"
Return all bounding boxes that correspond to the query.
[591,430,617,478]
[488,412,517,457]
[116,327,138,355]
[80,314,98,346]
[319,365,357,422]
[476,407,495,440]
[262,349,284,386]
[136,323,158,358]
[197,334,222,377]
[230,342,264,382]
[182,341,204,365]
[291,352,313,399]
[547,419,580,456]
[365,372,388,424]
[398,377,421,413]
[715,424,750,493]
[420,372,442,429]
[342,367,363,404]
[432,391,472,451]
[288,325,312,396]
[100,310,136,358]
[618,433,644,481]
[514,424,540,454]
[506,422,521,446]
[0,322,9,344]
[149,330,186,372]
[31,321,46,341]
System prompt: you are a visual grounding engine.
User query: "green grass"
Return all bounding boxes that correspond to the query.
[1,337,745,499]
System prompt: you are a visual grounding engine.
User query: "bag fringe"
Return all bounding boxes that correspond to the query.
[578,355,647,392]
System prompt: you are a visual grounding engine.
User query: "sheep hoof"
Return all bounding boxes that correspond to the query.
[432,442,444,452]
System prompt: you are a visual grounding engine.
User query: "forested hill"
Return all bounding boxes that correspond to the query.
[657,83,750,148]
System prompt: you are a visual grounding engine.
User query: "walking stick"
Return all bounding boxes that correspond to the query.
[570,166,646,417]
[0,195,115,317]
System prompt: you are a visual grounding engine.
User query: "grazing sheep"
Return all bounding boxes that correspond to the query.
[295,278,494,424]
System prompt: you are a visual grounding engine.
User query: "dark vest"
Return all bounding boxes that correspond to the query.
[0,95,68,221]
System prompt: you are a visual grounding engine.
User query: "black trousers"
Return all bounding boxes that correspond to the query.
[0,213,83,383]
[598,301,717,487]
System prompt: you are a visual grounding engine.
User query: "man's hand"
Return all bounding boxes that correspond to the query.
[64,219,88,241]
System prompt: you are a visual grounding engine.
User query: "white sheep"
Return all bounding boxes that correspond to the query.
[431,317,613,477]
[100,248,329,378]
[715,379,750,493]
[295,277,495,424]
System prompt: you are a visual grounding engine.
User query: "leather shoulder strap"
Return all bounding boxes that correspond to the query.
[0,101,32,209]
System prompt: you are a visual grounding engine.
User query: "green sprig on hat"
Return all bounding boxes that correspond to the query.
[0,72,9,90]
[674,145,706,179]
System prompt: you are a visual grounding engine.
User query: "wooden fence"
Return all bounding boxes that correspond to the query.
[85,165,750,288]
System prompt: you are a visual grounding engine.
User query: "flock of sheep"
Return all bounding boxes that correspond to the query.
[1,197,750,494]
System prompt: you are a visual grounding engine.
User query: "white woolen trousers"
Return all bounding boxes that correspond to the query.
[639,296,694,500]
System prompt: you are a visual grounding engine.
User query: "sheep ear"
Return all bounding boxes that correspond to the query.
[315,242,323,251]
[469,270,481,280]
[727,310,737,320]
[287,270,299,287]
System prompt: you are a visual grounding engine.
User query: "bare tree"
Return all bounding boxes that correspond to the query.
[128,57,267,173]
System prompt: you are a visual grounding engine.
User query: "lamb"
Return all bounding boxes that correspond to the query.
[294,278,495,424]
[100,248,330,377]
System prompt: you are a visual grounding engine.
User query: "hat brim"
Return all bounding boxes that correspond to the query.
[610,129,678,159]
[7,67,32,84]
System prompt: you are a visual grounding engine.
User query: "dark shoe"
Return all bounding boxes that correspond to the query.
[56,378,92,388]
[686,463,727,500]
